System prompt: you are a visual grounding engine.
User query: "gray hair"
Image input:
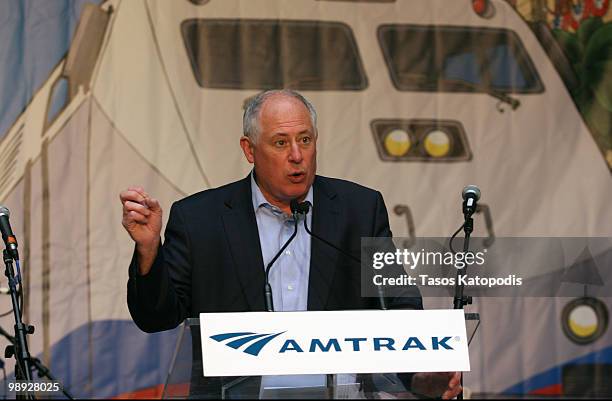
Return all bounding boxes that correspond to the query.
[242,89,318,143]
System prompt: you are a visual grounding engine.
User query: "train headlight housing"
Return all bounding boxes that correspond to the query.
[371,119,471,162]
[562,297,608,345]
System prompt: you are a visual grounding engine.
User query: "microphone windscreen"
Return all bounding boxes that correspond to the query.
[462,185,481,201]
[300,201,312,214]
[290,199,301,214]
[290,200,311,215]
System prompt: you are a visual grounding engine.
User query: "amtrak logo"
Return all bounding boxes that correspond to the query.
[209,332,286,356]
[210,331,457,356]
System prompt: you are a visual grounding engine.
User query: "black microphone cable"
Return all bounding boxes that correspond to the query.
[295,201,361,264]
[263,213,299,312]
[291,200,387,310]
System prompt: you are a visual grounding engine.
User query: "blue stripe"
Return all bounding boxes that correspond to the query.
[503,345,612,394]
[210,332,255,342]
[6,319,181,398]
[226,333,271,349]
[243,332,285,356]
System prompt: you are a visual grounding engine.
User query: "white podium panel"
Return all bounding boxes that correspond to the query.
[200,309,470,377]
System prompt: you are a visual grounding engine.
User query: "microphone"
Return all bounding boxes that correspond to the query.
[290,199,310,216]
[264,213,299,312]
[462,185,481,218]
[292,200,387,310]
[0,206,19,260]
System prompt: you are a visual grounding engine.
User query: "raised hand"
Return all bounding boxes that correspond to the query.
[120,186,162,275]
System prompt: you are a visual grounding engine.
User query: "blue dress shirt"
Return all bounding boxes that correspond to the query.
[251,172,313,312]
[250,173,327,391]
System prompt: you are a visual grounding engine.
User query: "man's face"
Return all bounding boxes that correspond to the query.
[240,95,317,208]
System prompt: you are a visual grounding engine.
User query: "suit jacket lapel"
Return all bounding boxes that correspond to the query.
[221,176,266,311]
[308,177,341,310]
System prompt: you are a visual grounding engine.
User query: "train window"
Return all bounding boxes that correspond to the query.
[182,19,368,90]
[378,25,543,94]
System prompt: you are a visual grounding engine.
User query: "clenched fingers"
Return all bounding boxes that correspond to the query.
[449,372,461,388]
[442,372,462,399]
[123,200,150,216]
[143,197,161,212]
[120,189,145,204]
[124,210,149,225]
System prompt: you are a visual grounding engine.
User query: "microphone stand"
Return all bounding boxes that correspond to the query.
[452,217,473,311]
[0,325,73,399]
[450,200,477,401]
[2,250,33,400]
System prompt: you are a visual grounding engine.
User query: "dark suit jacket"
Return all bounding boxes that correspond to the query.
[127,174,422,396]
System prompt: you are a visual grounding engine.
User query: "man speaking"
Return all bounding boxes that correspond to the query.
[120,90,461,398]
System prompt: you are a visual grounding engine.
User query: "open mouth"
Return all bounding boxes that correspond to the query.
[288,171,306,182]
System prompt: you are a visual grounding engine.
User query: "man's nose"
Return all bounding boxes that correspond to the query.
[288,141,303,163]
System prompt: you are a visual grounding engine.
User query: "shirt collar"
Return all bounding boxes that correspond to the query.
[250,170,314,215]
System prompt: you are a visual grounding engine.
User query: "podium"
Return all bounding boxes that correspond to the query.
[162,312,479,399]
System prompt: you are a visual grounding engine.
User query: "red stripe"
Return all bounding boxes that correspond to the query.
[112,383,190,399]
[112,384,163,399]
[529,384,562,396]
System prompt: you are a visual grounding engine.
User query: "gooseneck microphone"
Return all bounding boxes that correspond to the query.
[290,200,360,264]
[290,200,387,310]
[264,212,299,312]
[0,206,19,261]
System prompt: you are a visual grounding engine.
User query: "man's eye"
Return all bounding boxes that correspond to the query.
[301,137,312,144]
[275,140,286,147]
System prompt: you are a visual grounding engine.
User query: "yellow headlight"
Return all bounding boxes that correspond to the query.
[384,129,411,157]
[424,129,451,157]
[568,304,599,338]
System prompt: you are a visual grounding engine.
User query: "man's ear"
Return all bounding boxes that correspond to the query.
[240,136,255,164]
